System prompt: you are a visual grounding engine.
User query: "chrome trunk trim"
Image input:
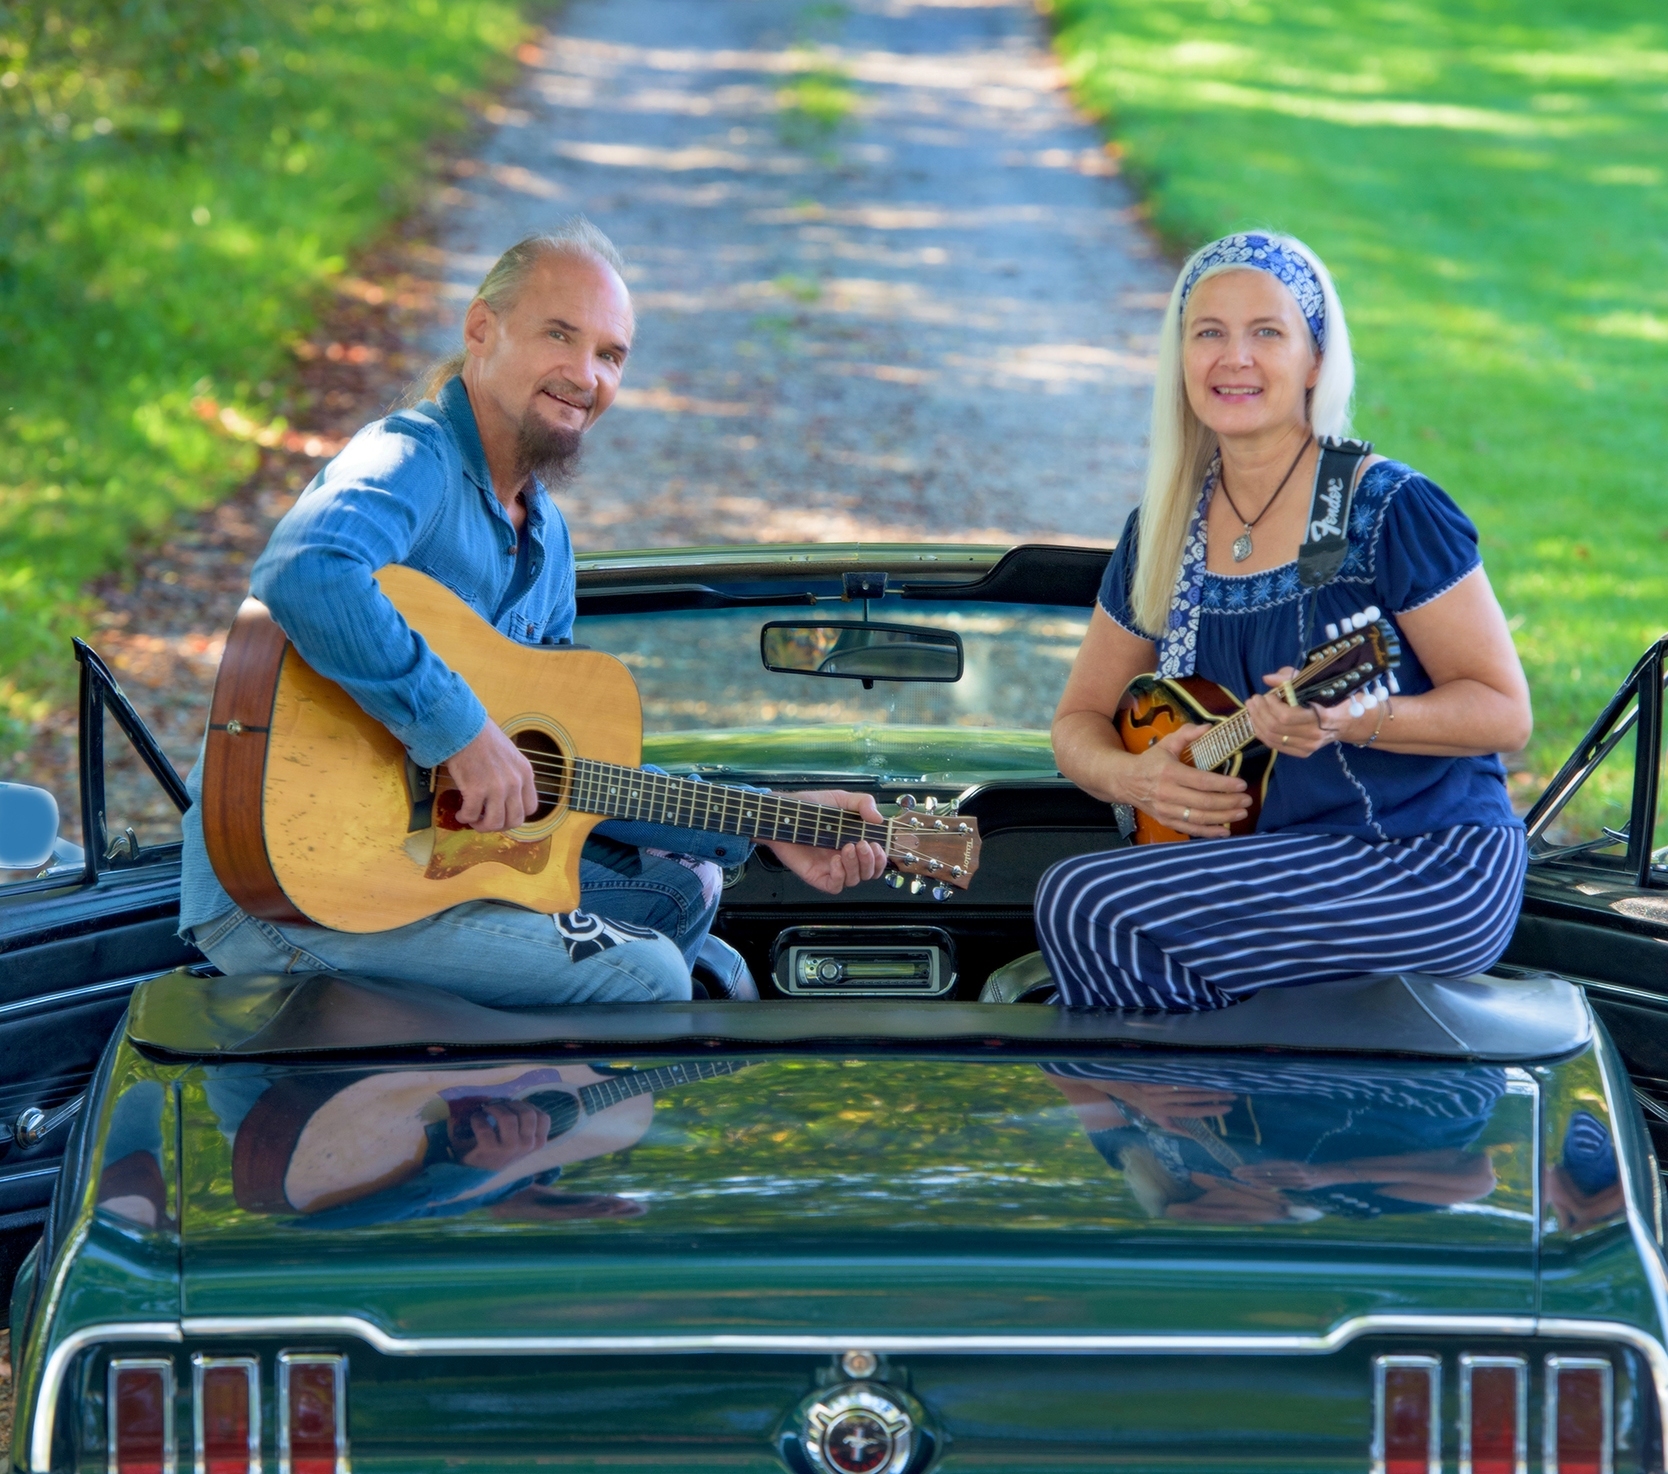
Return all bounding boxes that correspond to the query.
[28,1312,1668,1472]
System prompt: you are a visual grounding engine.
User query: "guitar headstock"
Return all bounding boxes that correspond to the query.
[883,800,982,898]
[1294,606,1403,714]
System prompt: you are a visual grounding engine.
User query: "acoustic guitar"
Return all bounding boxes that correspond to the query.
[203,565,982,933]
[1114,607,1401,844]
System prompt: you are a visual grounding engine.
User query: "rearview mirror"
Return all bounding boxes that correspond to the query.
[0,782,61,870]
[761,621,964,683]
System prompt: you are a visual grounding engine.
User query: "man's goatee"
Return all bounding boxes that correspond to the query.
[515,416,585,489]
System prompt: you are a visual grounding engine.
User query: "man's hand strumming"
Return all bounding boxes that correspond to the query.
[445,722,539,831]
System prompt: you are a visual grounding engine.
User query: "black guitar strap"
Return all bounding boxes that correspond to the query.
[1297,435,1373,589]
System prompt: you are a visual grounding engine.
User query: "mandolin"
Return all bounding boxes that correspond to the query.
[1114,607,1401,845]
[202,565,981,933]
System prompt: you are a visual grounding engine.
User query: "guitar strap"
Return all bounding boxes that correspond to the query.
[1296,436,1373,589]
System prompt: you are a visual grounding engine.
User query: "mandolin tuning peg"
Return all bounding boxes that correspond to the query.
[1349,697,1365,718]
[1325,622,1340,641]
[1388,672,1400,694]
[1361,688,1378,709]
[1364,605,1381,623]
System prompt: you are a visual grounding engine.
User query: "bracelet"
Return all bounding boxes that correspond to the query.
[1359,701,1389,748]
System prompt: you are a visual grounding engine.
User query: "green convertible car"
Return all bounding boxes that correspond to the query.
[3,542,1668,1473]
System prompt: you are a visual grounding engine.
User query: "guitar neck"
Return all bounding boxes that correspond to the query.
[570,759,890,852]
[577,1061,746,1114]
[1185,708,1257,773]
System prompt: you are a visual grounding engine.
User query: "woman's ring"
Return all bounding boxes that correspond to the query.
[1281,734,1290,746]
[1182,806,1191,821]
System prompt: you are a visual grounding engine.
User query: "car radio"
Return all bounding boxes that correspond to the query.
[771,925,957,998]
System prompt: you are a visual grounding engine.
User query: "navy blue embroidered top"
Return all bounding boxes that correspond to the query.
[1098,460,1521,842]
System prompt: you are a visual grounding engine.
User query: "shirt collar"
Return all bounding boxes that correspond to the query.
[437,376,492,494]
[436,375,550,548]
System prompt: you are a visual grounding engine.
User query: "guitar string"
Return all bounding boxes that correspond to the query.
[1183,628,1382,771]
[431,755,900,849]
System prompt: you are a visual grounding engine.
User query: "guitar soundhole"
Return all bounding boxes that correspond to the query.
[515,729,567,823]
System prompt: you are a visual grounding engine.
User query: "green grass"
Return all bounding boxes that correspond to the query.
[0,0,527,756]
[1046,0,1668,786]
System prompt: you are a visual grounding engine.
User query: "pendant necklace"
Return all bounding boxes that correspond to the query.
[1220,437,1312,563]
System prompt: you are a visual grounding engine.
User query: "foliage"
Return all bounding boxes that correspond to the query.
[1046,0,1668,785]
[0,0,526,755]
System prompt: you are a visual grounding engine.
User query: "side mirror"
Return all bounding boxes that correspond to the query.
[761,621,964,684]
[0,782,62,870]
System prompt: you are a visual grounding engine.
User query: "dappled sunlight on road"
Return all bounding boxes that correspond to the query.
[420,0,1167,552]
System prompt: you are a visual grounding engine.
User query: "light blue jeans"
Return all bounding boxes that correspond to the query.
[188,849,712,1006]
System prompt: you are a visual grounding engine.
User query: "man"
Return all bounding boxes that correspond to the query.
[178,219,886,1003]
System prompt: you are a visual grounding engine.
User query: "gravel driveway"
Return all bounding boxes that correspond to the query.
[422,0,1170,548]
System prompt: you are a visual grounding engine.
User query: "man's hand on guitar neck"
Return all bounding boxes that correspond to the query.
[446,722,540,831]
[761,789,889,895]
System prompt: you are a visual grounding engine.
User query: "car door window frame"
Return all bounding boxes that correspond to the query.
[1526,636,1665,888]
[73,636,191,882]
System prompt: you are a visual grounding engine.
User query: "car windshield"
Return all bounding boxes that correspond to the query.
[573,600,1089,780]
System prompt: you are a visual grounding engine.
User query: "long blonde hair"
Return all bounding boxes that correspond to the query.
[1128,233,1355,636]
[400,217,628,407]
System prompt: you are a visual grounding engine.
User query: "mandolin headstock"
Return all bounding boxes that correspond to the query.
[1292,606,1403,713]
[883,801,982,897]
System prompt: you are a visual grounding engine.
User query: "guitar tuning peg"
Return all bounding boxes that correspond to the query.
[931,885,952,901]
[909,876,925,895]
[1325,622,1340,641]
[923,795,938,812]
[884,870,906,889]
[897,794,917,810]
[1364,605,1381,622]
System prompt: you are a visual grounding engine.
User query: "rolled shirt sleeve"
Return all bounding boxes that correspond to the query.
[250,418,489,768]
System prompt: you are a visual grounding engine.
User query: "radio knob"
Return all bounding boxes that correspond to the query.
[817,959,843,982]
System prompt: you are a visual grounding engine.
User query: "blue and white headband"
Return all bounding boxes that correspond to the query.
[1177,232,1327,349]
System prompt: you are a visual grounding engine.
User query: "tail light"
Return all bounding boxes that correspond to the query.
[1372,1354,1440,1474]
[278,1352,348,1474]
[108,1358,177,1474]
[1546,1355,1614,1474]
[1461,1355,1526,1474]
[193,1356,261,1474]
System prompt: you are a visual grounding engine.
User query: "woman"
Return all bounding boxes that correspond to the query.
[1040,231,1531,1011]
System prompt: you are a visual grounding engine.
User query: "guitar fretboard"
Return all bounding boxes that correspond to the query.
[576,1060,747,1115]
[1186,710,1256,773]
[567,759,892,853]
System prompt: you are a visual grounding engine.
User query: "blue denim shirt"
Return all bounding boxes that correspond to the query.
[178,377,750,931]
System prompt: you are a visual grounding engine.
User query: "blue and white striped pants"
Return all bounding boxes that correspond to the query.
[1035,824,1528,1012]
